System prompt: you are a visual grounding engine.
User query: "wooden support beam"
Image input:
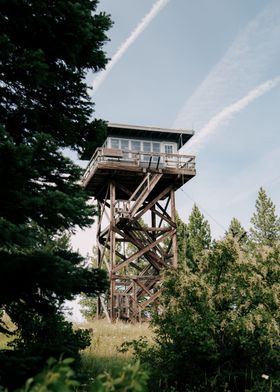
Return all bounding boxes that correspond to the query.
[112,229,175,273]
[111,274,160,280]
[133,184,174,221]
[129,173,163,217]
[110,182,116,319]
[170,189,178,269]
[135,279,154,297]
[94,166,183,321]
[140,289,162,309]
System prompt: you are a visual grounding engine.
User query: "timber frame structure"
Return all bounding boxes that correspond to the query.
[82,124,196,321]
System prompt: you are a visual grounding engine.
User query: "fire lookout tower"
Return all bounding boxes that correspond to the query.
[82,123,196,321]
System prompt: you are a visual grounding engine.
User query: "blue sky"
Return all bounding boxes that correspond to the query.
[71,0,280,256]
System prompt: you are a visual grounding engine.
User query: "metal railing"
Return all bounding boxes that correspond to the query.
[82,147,196,184]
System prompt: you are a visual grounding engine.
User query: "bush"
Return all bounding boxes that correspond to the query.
[126,239,280,391]
[0,357,148,392]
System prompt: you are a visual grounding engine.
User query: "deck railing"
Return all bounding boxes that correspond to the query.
[82,147,196,184]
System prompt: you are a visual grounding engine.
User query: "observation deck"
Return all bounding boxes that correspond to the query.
[82,147,196,201]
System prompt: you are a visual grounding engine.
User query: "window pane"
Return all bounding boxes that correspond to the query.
[143,142,151,152]
[121,139,129,150]
[165,145,173,154]
[131,140,141,151]
[152,143,160,153]
[143,142,151,161]
[152,143,160,162]
[111,138,119,149]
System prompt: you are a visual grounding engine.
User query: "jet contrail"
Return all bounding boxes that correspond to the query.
[91,0,170,93]
[185,76,280,152]
[173,1,280,131]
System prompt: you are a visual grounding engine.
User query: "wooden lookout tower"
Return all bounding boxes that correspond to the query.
[82,123,196,321]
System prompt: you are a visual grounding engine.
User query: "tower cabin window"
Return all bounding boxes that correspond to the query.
[131,140,141,151]
[107,138,176,161]
[165,144,174,155]
[120,139,129,158]
[111,138,119,149]
[142,141,161,161]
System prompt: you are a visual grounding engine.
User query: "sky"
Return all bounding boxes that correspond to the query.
[71,0,280,258]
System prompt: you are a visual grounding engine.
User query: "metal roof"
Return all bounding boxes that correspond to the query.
[107,123,194,147]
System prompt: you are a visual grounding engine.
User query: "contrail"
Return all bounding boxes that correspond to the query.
[185,76,280,153]
[91,0,170,93]
[173,1,280,131]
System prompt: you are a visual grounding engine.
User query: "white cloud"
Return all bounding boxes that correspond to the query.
[173,1,280,130]
[185,76,280,153]
[91,0,170,93]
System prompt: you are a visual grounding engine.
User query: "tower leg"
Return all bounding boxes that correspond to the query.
[170,189,178,269]
[110,182,116,320]
[96,177,178,322]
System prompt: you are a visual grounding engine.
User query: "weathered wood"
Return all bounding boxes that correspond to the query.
[111,274,160,280]
[135,279,154,297]
[82,147,196,199]
[170,189,178,269]
[140,289,162,308]
[86,147,195,321]
[134,185,173,220]
[112,229,175,273]
[100,296,111,323]
[110,182,116,319]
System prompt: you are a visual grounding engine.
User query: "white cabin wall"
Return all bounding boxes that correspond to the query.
[106,137,178,153]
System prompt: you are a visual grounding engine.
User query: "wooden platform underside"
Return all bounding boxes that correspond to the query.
[84,162,196,200]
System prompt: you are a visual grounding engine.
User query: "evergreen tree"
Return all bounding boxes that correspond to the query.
[250,187,280,246]
[0,0,112,388]
[225,217,247,244]
[185,204,211,269]
[175,213,188,268]
[79,294,98,321]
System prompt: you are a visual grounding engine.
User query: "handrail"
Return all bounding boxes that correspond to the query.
[82,148,196,184]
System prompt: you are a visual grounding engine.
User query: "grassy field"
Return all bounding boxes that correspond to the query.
[0,314,16,349]
[0,316,153,388]
[78,319,153,379]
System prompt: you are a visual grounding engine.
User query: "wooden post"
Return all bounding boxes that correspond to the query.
[110,181,116,320]
[151,206,156,241]
[170,189,178,269]
[97,200,102,318]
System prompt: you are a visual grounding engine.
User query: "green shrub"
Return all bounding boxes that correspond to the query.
[0,357,148,392]
[125,240,280,391]
[92,361,148,392]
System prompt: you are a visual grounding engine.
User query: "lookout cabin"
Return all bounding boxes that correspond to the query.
[82,122,196,200]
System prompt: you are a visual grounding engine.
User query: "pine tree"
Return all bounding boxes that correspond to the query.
[225,217,247,244]
[185,204,211,269]
[250,187,280,246]
[0,0,112,388]
[175,213,188,268]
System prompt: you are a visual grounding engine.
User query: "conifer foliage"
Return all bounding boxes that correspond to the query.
[185,204,211,268]
[128,191,280,391]
[250,187,280,246]
[0,0,112,388]
[132,239,280,392]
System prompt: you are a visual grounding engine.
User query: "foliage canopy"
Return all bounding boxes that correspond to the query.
[127,192,280,391]
[250,187,280,246]
[0,0,112,388]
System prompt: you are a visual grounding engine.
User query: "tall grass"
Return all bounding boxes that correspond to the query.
[0,314,16,349]
[78,319,153,379]
[1,315,153,386]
